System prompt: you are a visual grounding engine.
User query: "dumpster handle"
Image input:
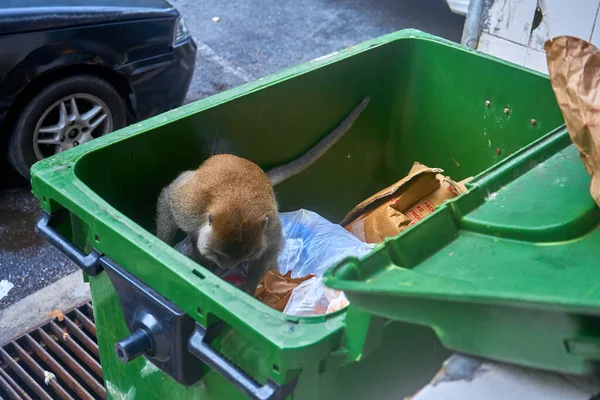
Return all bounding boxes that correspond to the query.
[188,323,297,400]
[36,210,103,276]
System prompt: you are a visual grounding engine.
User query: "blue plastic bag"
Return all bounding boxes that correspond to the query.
[278,209,375,315]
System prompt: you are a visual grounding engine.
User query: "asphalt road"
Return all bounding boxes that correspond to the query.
[0,0,464,310]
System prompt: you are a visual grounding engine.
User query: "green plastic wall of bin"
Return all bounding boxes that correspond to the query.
[30,29,565,399]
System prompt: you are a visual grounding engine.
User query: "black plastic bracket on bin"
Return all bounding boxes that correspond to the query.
[101,257,204,386]
[103,258,298,398]
[36,210,103,277]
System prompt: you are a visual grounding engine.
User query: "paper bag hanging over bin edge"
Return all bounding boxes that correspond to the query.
[545,36,600,208]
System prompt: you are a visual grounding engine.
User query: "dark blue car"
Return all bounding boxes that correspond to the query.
[0,0,197,179]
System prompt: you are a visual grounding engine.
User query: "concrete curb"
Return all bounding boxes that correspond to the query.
[0,271,90,345]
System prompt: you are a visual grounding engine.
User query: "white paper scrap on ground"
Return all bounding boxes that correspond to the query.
[0,280,14,300]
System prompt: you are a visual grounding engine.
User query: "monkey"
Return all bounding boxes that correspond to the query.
[156,96,370,295]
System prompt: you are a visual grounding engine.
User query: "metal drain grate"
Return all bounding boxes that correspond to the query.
[0,302,105,400]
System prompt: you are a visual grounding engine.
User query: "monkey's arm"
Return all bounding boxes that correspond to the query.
[156,170,200,245]
[156,186,179,245]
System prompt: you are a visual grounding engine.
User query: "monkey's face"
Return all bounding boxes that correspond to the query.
[197,212,269,270]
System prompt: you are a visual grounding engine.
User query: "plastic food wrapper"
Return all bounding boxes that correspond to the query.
[545,36,600,207]
[283,275,350,316]
[341,162,470,243]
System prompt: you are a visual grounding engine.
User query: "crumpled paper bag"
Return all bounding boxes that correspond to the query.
[545,36,600,207]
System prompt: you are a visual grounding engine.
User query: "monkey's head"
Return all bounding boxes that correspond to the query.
[197,209,270,270]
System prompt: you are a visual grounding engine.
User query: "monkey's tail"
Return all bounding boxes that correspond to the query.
[266,96,370,186]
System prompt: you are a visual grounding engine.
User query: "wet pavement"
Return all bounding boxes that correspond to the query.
[0,0,464,310]
[0,188,77,309]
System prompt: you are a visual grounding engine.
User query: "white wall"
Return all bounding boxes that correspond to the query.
[477,0,600,74]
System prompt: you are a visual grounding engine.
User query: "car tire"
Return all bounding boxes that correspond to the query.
[8,75,127,179]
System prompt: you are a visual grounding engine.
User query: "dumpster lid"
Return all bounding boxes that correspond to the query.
[324,129,600,316]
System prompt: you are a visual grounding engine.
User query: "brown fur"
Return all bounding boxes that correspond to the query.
[176,154,277,262]
[173,154,276,229]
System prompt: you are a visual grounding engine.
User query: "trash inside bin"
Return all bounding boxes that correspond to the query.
[31,29,568,399]
[175,208,374,315]
[270,209,373,315]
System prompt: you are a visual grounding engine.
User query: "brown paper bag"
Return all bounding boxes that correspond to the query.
[254,270,315,312]
[545,36,600,207]
[342,162,470,243]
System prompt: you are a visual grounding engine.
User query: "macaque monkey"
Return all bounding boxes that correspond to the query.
[156,97,370,295]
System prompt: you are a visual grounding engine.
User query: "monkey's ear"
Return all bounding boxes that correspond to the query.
[208,214,213,225]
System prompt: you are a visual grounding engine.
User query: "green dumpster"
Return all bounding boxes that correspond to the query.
[31,29,574,399]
